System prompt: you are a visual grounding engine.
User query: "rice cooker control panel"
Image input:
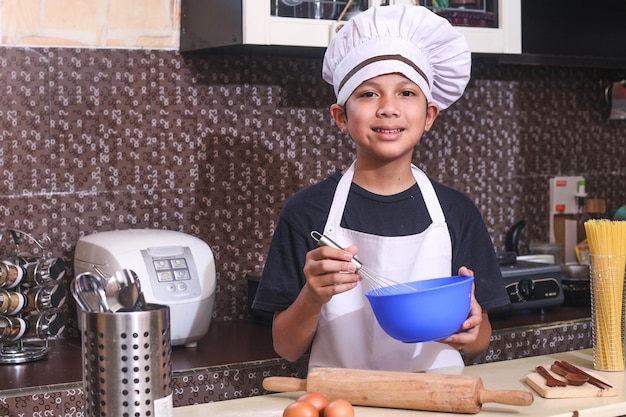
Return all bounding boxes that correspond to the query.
[141,246,201,301]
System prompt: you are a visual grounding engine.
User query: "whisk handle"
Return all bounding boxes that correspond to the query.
[310,231,364,269]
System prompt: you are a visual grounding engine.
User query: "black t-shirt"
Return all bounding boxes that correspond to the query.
[253,170,510,313]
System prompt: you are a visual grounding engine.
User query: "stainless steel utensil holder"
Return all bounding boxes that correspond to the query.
[81,304,172,417]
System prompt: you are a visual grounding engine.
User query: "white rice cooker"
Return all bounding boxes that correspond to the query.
[74,229,216,347]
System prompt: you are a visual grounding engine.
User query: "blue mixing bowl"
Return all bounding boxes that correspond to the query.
[365,275,474,343]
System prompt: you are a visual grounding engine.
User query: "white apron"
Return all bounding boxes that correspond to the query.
[308,161,463,371]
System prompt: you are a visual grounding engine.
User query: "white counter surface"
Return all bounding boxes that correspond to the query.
[174,349,626,417]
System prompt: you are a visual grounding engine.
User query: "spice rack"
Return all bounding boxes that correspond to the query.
[0,228,67,364]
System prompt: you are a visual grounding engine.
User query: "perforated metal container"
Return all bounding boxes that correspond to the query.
[81,304,172,417]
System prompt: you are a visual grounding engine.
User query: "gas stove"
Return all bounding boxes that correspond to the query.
[493,260,564,313]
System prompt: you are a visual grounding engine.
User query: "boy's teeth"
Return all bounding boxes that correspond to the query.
[375,128,401,133]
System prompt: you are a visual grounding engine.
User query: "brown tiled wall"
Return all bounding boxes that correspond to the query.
[1,47,626,330]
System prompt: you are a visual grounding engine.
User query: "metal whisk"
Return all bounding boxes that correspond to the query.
[311,231,416,294]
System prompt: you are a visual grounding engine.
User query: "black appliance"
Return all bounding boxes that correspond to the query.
[247,272,273,326]
[492,261,564,313]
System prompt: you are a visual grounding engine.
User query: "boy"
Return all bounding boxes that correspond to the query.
[252,4,509,371]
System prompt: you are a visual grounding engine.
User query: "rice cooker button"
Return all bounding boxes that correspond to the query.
[158,271,174,281]
[154,260,170,270]
[177,282,187,292]
[171,259,187,269]
[174,269,190,280]
[166,283,176,292]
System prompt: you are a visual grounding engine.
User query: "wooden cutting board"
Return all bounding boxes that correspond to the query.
[526,365,617,398]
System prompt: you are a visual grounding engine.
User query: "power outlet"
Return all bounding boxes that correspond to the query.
[549,176,585,216]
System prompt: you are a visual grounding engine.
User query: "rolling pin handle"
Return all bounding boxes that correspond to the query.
[478,389,534,406]
[262,376,307,393]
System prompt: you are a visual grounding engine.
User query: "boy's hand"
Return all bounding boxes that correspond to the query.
[437,266,488,354]
[301,245,360,305]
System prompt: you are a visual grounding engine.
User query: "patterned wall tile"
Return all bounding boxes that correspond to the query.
[0,48,50,196]
[466,320,592,365]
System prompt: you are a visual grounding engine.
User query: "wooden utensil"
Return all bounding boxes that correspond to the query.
[535,366,566,387]
[263,367,534,414]
[555,361,613,389]
[526,365,617,399]
[550,363,588,386]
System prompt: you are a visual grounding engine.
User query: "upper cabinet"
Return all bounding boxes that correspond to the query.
[180,0,521,54]
[424,0,521,54]
[515,0,626,69]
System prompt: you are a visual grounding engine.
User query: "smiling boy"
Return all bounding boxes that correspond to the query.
[252,5,509,371]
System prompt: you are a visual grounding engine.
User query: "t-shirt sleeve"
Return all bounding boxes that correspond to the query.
[251,215,310,313]
[250,175,336,313]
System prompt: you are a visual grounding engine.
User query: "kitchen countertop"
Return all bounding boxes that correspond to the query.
[0,305,595,414]
[0,305,591,393]
[0,319,278,393]
[489,304,590,329]
[174,349,626,417]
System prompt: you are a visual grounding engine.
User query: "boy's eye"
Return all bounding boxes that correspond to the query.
[400,90,415,97]
[360,91,376,98]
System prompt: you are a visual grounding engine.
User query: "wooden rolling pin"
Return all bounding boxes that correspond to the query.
[263,367,534,414]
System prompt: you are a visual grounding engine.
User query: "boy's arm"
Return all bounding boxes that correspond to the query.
[272,285,323,362]
[272,245,360,362]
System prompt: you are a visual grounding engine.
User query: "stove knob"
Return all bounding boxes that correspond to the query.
[517,278,535,300]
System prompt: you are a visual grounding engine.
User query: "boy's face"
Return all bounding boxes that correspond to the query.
[331,73,439,164]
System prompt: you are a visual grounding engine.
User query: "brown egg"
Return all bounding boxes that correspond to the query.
[282,400,319,417]
[324,399,354,417]
[297,392,330,416]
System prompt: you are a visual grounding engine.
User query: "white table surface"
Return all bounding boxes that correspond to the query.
[174,349,626,417]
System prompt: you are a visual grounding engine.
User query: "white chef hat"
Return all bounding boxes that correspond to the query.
[322,5,471,110]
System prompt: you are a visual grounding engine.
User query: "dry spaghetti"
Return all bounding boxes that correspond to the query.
[584,219,626,371]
